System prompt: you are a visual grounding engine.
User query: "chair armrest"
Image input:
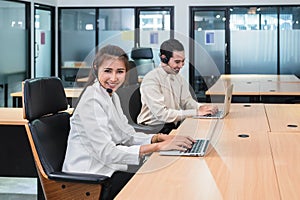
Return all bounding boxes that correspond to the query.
[48,171,110,184]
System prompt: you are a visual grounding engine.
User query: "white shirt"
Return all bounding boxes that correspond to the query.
[137,66,202,126]
[62,81,153,177]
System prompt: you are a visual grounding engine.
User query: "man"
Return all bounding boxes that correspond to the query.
[137,38,218,134]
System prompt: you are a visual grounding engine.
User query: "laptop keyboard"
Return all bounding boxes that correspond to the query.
[186,139,205,153]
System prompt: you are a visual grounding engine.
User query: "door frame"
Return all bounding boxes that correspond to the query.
[34,4,55,77]
[189,7,230,100]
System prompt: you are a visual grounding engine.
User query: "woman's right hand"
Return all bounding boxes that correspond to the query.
[140,135,195,156]
[157,135,195,152]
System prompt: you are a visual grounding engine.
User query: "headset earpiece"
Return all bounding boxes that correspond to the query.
[160,54,169,64]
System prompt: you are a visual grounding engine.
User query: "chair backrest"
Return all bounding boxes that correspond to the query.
[23,77,70,175]
[131,47,155,77]
[116,84,163,134]
[116,84,141,124]
[124,60,139,86]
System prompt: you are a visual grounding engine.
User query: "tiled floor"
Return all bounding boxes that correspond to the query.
[0,177,37,200]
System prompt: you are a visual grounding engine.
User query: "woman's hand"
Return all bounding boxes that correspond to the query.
[156,135,195,151]
[197,105,218,116]
[140,135,195,156]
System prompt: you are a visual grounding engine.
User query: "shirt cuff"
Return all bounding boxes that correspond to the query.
[181,109,197,117]
[119,145,142,165]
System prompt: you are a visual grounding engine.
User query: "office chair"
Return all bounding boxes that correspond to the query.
[23,77,109,200]
[123,60,139,86]
[116,84,162,134]
[130,47,156,78]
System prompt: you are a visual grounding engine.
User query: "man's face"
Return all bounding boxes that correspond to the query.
[168,50,185,74]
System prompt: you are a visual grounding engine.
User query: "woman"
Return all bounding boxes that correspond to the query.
[62,45,194,200]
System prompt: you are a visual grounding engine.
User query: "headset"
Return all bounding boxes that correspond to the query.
[160,54,169,64]
[160,50,172,65]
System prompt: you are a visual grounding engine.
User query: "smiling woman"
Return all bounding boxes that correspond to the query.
[62,44,194,200]
[94,52,128,93]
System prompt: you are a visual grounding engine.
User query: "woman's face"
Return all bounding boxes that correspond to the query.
[97,58,126,92]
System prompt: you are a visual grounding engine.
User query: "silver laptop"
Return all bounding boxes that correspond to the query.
[159,119,220,157]
[193,84,233,119]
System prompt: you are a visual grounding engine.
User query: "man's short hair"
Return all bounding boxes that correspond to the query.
[160,39,184,63]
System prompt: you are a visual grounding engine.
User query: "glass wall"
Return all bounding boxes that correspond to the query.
[139,9,173,65]
[59,7,173,87]
[59,9,96,87]
[0,0,29,107]
[230,7,278,74]
[98,8,134,54]
[193,10,226,75]
[280,6,300,76]
[190,5,300,100]
[59,8,135,87]
[35,7,53,77]
[191,9,227,100]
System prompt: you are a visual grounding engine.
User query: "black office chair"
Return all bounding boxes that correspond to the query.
[116,84,162,134]
[123,60,139,86]
[23,77,109,199]
[130,47,156,77]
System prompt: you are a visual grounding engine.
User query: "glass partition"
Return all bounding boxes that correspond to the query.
[230,7,278,74]
[280,6,300,77]
[35,7,53,77]
[0,0,28,107]
[191,9,227,101]
[98,8,134,54]
[139,9,172,65]
[59,9,96,87]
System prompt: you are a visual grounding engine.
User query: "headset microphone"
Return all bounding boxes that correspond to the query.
[106,88,113,94]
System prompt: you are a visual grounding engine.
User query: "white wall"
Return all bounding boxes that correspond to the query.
[34,0,56,6]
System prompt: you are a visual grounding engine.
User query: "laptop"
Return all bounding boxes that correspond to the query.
[159,119,220,157]
[193,84,233,119]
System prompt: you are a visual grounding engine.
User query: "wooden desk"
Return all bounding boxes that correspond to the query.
[265,104,300,132]
[115,104,280,200]
[10,91,24,108]
[0,108,44,199]
[76,77,88,83]
[206,79,260,96]
[0,107,27,125]
[206,79,260,102]
[220,74,299,82]
[206,74,300,103]
[259,82,300,96]
[10,87,83,108]
[222,103,269,132]
[269,132,300,200]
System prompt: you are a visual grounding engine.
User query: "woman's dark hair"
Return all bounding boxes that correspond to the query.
[73,45,129,109]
